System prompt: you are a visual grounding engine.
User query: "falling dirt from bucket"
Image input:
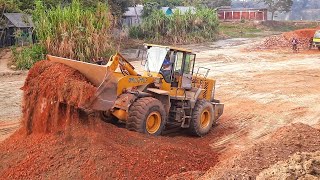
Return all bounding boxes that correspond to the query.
[21,60,97,134]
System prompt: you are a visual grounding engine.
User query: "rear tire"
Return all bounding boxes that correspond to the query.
[127,97,166,135]
[100,111,119,124]
[189,100,214,137]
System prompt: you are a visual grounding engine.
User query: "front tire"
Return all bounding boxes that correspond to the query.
[127,97,166,135]
[189,100,214,137]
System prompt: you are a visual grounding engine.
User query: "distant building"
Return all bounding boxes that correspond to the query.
[161,7,173,16]
[122,5,143,27]
[0,13,34,47]
[218,7,268,21]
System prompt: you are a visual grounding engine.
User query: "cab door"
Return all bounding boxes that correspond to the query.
[173,52,195,90]
[181,53,195,89]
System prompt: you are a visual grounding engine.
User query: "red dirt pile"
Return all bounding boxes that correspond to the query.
[200,123,320,179]
[0,122,219,179]
[21,60,97,134]
[0,60,219,179]
[257,151,320,179]
[259,28,318,49]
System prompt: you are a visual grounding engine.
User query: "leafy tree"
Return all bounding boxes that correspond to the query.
[142,1,160,17]
[0,0,22,28]
[108,0,131,17]
[16,0,34,12]
[141,0,183,17]
[260,0,293,20]
[143,0,183,7]
[0,0,20,13]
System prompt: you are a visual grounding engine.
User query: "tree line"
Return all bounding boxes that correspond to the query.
[0,0,232,17]
[1,0,299,21]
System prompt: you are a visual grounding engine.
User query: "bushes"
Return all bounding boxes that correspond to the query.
[11,44,46,70]
[129,26,144,39]
[33,0,114,62]
[12,0,115,69]
[129,7,219,44]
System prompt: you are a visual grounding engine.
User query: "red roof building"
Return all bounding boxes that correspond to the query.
[218,7,268,21]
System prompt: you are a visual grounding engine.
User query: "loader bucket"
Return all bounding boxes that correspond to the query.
[47,55,118,111]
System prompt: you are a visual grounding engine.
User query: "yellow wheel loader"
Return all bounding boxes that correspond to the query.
[313,30,320,51]
[47,44,224,136]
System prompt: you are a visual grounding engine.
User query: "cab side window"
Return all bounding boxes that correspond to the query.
[184,54,195,74]
[174,52,184,74]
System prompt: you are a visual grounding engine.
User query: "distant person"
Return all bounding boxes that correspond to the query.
[291,37,299,53]
[160,55,172,82]
[309,37,313,50]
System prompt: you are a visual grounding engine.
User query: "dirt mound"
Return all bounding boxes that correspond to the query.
[283,29,316,40]
[257,151,320,179]
[21,60,97,134]
[259,28,318,49]
[200,123,320,179]
[0,120,219,179]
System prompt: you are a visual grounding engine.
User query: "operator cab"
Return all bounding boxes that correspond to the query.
[143,44,196,90]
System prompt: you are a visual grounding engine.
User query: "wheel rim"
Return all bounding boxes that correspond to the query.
[146,111,161,134]
[200,109,211,128]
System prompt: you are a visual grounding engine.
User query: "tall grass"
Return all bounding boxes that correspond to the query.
[130,8,219,44]
[33,0,114,62]
[11,44,46,70]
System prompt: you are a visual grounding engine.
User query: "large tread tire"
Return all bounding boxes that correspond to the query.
[189,100,214,137]
[100,111,119,124]
[127,97,166,136]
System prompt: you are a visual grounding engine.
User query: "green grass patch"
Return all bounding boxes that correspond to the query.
[219,23,263,38]
[11,44,46,70]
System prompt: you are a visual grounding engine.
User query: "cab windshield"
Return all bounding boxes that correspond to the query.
[314,31,320,38]
[145,46,168,73]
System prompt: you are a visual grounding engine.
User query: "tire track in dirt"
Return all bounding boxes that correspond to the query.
[0,120,20,142]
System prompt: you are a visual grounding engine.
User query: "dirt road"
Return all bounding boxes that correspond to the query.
[0,38,320,178]
[0,75,24,142]
[190,38,320,162]
[0,49,26,142]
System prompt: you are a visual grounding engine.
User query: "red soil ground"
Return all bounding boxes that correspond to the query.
[0,61,219,179]
[201,123,320,179]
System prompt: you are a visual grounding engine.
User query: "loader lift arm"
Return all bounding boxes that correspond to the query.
[107,53,139,76]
